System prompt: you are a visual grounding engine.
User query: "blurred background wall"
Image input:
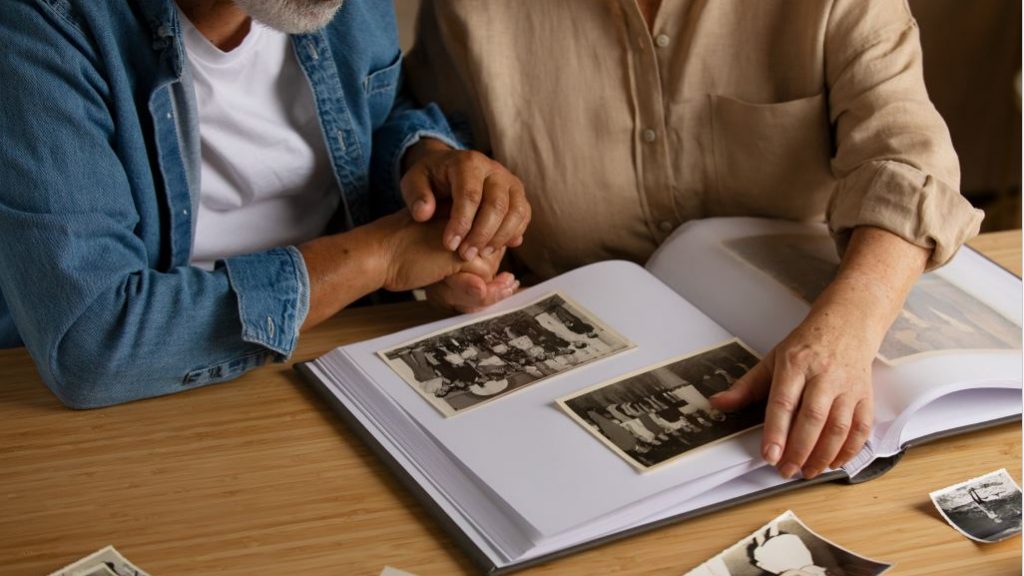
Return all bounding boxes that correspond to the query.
[393,0,1022,231]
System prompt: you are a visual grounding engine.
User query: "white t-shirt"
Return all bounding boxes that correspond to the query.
[178,12,340,269]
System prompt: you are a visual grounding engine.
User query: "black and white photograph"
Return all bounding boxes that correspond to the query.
[724,233,1022,363]
[556,339,762,471]
[379,292,632,417]
[929,468,1023,543]
[685,510,893,576]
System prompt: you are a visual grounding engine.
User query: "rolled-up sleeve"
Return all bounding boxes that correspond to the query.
[825,0,983,269]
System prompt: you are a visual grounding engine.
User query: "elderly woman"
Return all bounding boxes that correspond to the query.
[407,0,983,480]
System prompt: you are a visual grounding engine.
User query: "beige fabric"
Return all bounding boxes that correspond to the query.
[407,0,983,279]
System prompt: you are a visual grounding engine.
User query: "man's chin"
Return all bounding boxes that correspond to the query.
[234,0,344,34]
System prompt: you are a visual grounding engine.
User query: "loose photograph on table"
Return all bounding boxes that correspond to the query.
[379,292,632,417]
[557,339,763,471]
[724,233,1022,364]
[929,468,1023,543]
[684,510,893,576]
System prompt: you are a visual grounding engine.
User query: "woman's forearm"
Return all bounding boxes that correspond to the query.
[711,225,932,479]
[816,226,931,345]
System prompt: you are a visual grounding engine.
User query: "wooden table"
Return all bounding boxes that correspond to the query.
[2,232,1020,576]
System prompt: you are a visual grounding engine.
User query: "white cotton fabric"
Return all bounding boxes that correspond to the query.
[178,11,340,268]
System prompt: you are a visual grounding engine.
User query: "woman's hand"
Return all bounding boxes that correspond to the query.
[710,296,877,480]
[401,138,531,261]
[709,227,930,479]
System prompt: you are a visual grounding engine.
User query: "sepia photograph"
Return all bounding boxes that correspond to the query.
[557,339,763,471]
[685,510,893,576]
[930,468,1023,543]
[724,233,1023,363]
[379,292,632,417]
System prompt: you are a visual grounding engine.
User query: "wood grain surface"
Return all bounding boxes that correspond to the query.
[1,231,1020,576]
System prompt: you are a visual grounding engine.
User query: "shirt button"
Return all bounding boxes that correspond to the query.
[654,34,671,48]
[659,220,674,233]
[642,128,658,143]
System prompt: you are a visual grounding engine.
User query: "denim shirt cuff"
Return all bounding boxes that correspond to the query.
[391,129,465,189]
[224,246,309,358]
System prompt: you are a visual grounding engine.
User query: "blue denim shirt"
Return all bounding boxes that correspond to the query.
[0,0,461,408]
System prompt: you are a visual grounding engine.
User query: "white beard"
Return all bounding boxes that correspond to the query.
[233,0,344,34]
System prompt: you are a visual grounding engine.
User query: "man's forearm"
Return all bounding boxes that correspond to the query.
[298,224,387,330]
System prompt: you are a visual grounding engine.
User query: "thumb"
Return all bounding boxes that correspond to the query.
[400,168,437,222]
[709,359,772,412]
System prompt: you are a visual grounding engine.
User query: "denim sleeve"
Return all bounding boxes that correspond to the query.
[0,2,309,408]
[368,69,465,216]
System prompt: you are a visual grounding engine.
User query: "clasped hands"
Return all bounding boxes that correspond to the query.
[390,138,530,313]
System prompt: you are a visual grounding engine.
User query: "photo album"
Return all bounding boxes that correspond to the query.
[296,217,1023,574]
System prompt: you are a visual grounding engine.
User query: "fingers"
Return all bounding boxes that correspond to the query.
[759,357,805,468]
[458,176,509,261]
[800,394,857,479]
[478,181,530,258]
[775,378,834,479]
[400,167,436,222]
[830,400,873,469]
[444,153,490,253]
[709,360,771,412]
[460,246,506,278]
[425,272,518,313]
[449,164,529,261]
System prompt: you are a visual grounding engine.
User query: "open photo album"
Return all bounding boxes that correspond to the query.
[296,217,1023,574]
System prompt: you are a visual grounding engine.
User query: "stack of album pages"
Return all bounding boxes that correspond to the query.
[297,217,1023,574]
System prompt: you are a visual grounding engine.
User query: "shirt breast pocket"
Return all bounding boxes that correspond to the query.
[709,92,836,219]
[363,52,403,128]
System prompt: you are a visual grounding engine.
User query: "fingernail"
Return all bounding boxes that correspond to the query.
[413,199,427,214]
[447,235,462,251]
[511,280,520,291]
[463,246,478,261]
[503,275,517,287]
[763,443,782,465]
[803,466,821,479]
[779,463,800,479]
[481,246,495,258]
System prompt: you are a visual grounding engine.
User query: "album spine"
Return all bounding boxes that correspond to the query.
[841,413,1022,485]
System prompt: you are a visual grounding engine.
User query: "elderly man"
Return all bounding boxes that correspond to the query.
[408,0,983,480]
[0,0,529,408]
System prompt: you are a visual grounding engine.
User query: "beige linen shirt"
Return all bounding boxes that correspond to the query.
[407,0,983,279]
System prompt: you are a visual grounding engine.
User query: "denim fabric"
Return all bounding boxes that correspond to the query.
[0,0,461,408]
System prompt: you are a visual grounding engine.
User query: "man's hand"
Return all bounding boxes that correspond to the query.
[375,211,467,292]
[401,138,530,261]
[708,227,929,479]
[299,211,487,329]
[424,247,519,313]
